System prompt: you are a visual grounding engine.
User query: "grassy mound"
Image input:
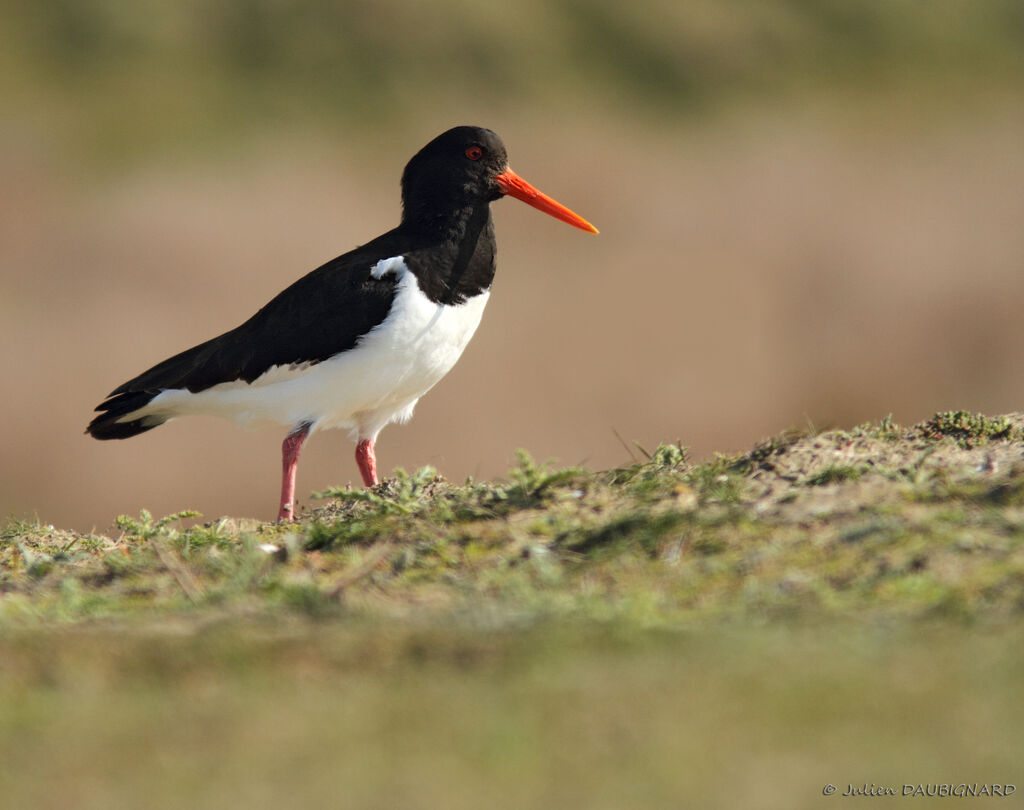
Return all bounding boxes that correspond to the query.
[4,410,1024,626]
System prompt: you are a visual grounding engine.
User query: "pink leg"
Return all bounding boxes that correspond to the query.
[355,438,379,487]
[278,424,310,522]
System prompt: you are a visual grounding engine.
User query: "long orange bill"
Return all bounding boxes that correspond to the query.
[496,168,599,234]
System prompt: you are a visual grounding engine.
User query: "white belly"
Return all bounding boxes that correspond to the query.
[139,258,489,441]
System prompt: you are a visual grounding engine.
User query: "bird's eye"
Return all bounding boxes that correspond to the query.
[465,145,483,161]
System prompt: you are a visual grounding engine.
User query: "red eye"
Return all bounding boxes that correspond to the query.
[465,145,483,161]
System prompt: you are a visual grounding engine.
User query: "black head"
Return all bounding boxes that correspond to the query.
[401,126,509,223]
[400,126,598,235]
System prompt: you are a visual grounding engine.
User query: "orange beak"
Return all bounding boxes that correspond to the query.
[495,168,599,234]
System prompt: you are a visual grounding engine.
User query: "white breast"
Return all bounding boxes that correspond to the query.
[139,256,490,441]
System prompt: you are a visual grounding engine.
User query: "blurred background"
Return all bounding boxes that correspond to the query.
[2,0,1023,531]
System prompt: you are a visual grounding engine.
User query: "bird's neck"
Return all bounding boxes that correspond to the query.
[402,200,497,305]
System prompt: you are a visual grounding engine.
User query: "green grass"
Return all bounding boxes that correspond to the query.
[3,412,1024,808]
[5,415,1024,626]
[919,410,1024,447]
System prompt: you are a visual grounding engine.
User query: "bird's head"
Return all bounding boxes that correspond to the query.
[401,126,598,234]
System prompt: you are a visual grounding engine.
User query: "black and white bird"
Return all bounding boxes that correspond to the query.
[87,126,597,521]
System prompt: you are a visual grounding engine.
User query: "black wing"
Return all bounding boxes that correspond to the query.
[87,230,408,439]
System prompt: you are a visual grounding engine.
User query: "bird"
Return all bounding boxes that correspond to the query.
[87,125,598,522]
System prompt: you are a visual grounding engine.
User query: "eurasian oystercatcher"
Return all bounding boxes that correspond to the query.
[87,126,597,521]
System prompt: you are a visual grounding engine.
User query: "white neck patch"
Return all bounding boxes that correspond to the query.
[371,256,409,280]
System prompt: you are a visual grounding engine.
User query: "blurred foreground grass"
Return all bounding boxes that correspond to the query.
[2,621,1021,810]
[2,412,1024,807]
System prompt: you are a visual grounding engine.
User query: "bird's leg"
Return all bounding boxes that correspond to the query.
[355,438,379,487]
[278,423,311,522]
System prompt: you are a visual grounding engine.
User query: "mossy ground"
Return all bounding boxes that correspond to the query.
[2,412,1023,808]
[5,412,1024,626]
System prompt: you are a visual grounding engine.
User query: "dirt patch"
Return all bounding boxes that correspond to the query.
[735,412,1024,523]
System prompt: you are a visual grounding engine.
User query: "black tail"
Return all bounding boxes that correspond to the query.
[86,390,167,440]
